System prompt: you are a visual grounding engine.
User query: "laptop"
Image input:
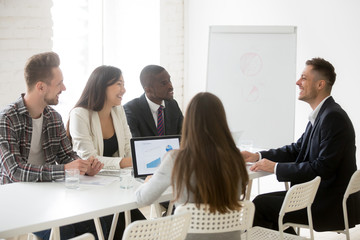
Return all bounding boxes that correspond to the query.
[130,135,181,180]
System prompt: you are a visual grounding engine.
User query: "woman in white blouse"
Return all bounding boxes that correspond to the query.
[67,65,144,239]
[67,66,132,169]
[136,92,249,240]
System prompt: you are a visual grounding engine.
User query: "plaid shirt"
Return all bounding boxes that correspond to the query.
[0,95,79,184]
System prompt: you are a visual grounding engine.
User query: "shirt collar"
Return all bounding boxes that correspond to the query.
[308,95,331,125]
[145,94,165,113]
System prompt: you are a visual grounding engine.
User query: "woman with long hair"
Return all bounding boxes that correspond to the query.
[67,65,132,169]
[136,92,249,239]
[67,65,145,239]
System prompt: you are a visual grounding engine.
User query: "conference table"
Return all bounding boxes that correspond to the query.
[0,167,271,240]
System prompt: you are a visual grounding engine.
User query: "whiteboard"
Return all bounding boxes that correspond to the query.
[206,26,297,149]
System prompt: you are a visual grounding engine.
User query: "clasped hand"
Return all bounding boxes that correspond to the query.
[65,156,104,175]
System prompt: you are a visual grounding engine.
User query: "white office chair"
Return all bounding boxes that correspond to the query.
[333,170,360,240]
[243,176,321,240]
[174,201,255,239]
[122,211,191,240]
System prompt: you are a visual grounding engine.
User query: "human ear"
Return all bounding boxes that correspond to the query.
[36,82,45,91]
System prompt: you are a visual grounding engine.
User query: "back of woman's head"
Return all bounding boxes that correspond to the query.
[75,65,122,111]
[172,92,249,213]
[182,92,230,144]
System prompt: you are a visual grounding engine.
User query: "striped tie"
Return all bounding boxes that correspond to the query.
[157,105,164,136]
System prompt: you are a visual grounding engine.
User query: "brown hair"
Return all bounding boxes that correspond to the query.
[306,57,336,91]
[24,52,60,90]
[171,92,249,213]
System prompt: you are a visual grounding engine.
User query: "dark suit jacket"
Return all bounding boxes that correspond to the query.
[123,94,183,137]
[261,97,360,231]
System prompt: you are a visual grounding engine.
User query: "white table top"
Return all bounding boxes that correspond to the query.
[0,175,171,239]
[0,167,271,239]
[247,164,273,179]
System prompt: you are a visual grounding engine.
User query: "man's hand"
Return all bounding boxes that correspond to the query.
[241,151,260,163]
[65,159,90,175]
[86,156,103,176]
[249,158,276,173]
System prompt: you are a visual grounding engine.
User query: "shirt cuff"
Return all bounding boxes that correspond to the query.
[256,152,262,161]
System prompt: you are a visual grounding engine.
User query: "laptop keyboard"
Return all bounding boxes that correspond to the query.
[97,169,120,177]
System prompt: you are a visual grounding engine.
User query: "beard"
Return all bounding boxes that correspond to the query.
[44,94,59,106]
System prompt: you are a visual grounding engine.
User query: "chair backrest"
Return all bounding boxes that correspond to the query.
[344,170,360,200]
[279,176,321,240]
[280,176,321,215]
[174,201,255,234]
[122,211,191,240]
[338,169,360,240]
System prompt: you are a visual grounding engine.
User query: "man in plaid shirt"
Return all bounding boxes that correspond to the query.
[0,52,104,239]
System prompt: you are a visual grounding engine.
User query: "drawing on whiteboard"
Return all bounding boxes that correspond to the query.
[241,84,260,102]
[240,52,262,102]
[239,52,262,76]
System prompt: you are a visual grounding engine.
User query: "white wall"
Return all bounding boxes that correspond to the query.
[160,0,184,109]
[184,0,360,163]
[0,0,185,118]
[0,0,53,109]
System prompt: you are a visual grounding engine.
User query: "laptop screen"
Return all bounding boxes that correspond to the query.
[130,135,181,178]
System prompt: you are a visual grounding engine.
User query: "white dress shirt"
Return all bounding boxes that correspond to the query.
[145,94,165,127]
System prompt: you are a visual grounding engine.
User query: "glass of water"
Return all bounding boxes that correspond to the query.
[119,168,134,189]
[65,169,80,189]
[240,140,254,152]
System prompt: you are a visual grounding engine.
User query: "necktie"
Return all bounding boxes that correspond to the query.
[157,106,164,136]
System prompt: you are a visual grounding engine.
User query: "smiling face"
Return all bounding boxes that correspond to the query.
[296,65,319,105]
[104,75,126,107]
[43,67,66,106]
[146,70,174,104]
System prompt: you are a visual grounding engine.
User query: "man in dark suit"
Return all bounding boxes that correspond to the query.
[124,65,183,137]
[124,65,183,215]
[242,58,360,232]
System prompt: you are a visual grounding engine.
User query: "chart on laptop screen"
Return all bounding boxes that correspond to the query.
[133,137,180,176]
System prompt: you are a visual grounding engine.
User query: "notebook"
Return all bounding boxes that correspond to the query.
[130,135,181,178]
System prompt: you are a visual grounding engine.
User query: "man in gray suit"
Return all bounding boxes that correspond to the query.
[124,65,183,137]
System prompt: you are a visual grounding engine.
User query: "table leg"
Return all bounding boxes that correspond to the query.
[107,213,119,240]
[165,201,174,216]
[150,203,163,218]
[246,179,253,200]
[124,210,131,227]
[49,227,60,240]
[93,217,105,240]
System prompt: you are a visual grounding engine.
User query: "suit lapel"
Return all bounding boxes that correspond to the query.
[297,123,313,162]
[139,94,158,135]
[302,97,334,161]
[163,101,171,135]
